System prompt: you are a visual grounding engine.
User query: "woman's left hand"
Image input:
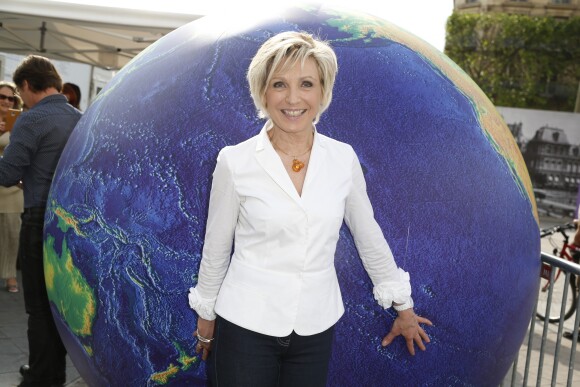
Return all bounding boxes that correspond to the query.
[381,308,432,355]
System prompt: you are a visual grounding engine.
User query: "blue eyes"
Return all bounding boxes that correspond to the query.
[272,81,313,88]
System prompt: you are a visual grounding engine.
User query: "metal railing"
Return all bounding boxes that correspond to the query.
[501,253,580,386]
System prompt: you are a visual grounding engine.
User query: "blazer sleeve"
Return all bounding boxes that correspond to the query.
[344,149,414,310]
[189,147,240,320]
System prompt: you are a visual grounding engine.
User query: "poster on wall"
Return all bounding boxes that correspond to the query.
[497,106,580,219]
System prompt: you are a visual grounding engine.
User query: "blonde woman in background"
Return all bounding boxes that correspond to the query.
[0,81,24,293]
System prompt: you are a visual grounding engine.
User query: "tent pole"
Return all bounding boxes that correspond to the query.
[39,21,46,53]
[89,65,95,107]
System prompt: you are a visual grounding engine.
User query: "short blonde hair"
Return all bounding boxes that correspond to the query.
[247,31,338,124]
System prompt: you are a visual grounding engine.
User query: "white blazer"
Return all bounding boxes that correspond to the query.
[189,122,412,337]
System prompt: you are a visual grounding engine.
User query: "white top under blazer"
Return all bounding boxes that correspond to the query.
[189,121,413,337]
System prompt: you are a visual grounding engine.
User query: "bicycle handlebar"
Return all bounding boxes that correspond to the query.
[540,222,577,238]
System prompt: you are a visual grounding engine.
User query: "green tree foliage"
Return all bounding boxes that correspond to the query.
[445,13,580,111]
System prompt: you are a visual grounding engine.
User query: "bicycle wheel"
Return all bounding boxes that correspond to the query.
[537,271,577,323]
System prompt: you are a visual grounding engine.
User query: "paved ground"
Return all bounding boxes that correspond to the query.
[0,214,579,386]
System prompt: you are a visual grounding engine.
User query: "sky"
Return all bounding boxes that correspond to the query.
[51,0,455,52]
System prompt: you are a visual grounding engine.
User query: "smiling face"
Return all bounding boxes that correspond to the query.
[264,57,322,136]
[0,86,16,117]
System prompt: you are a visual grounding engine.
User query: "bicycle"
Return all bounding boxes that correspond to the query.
[537,223,580,323]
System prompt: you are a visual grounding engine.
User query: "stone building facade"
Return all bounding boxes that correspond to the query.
[454,0,580,18]
[524,126,580,190]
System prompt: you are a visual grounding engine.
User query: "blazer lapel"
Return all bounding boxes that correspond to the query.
[301,128,326,200]
[254,123,302,204]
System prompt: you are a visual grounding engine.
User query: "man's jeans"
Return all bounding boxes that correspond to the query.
[207,316,334,387]
[20,207,67,386]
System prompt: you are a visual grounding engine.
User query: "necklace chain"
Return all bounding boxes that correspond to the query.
[268,130,313,173]
[272,144,312,173]
[274,145,312,159]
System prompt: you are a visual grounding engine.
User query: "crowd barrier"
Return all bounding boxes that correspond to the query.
[501,253,580,386]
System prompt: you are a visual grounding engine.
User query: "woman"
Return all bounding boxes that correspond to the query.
[188,31,432,386]
[0,81,24,293]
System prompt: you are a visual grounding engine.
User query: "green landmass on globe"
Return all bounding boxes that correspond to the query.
[44,205,96,342]
[46,201,200,384]
[149,344,198,384]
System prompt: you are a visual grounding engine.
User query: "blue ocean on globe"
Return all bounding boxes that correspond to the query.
[44,4,540,386]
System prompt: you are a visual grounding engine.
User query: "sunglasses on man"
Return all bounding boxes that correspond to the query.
[0,94,17,103]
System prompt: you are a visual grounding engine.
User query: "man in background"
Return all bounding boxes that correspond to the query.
[0,55,82,387]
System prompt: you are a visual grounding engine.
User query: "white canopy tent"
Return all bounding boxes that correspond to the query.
[0,0,203,70]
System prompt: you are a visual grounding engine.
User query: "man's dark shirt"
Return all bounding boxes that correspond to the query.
[0,94,81,208]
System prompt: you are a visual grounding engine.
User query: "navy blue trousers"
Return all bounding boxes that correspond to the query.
[207,316,334,387]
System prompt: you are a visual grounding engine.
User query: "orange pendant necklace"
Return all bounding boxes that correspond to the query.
[291,158,306,172]
[269,130,313,173]
[274,145,312,172]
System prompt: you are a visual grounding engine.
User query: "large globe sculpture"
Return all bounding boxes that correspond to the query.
[44,4,540,386]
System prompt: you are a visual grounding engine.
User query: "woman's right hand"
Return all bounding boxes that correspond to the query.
[194,317,216,361]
